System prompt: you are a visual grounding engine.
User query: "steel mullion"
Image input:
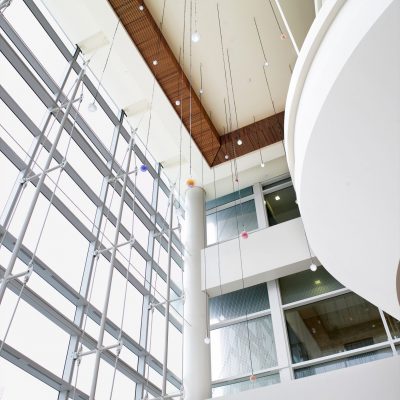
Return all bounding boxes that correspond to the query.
[22,0,181,251]
[0,342,89,399]
[135,163,161,400]
[0,262,181,390]
[0,138,182,301]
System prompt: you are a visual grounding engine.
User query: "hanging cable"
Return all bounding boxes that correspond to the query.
[267,0,286,39]
[88,20,120,111]
[143,0,167,171]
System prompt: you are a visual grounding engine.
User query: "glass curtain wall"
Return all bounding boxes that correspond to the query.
[208,267,400,397]
[0,1,183,399]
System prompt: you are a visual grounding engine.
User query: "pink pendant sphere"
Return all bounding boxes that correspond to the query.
[241,231,249,239]
[249,375,257,382]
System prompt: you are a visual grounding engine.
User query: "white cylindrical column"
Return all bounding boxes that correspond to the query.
[183,186,211,400]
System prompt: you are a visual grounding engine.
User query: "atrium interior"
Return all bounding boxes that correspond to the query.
[0,0,399,399]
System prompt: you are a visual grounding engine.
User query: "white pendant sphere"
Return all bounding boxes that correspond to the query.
[310,263,318,272]
[191,31,200,43]
[204,337,210,345]
[88,101,97,112]
[261,162,265,168]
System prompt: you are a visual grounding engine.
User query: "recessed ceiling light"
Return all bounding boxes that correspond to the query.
[175,100,181,106]
[275,195,280,201]
[152,59,158,65]
[237,138,243,146]
[139,4,144,11]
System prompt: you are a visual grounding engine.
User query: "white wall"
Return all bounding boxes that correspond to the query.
[284,0,400,318]
[202,218,314,296]
[211,355,400,400]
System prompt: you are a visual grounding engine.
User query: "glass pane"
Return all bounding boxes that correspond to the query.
[206,186,254,211]
[294,347,393,379]
[384,312,400,339]
[212,374,280,397]
[206,200,258,245]
[210,316,277,380]
[0,359,58,400]
[285,292,388,363]
[279,267,344,304]
[264,185,300,226]
[209,283,270,323]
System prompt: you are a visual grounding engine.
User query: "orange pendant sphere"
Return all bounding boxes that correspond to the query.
[186,178,195,188]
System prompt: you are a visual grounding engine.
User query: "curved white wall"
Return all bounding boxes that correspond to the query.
[285,0,400,318]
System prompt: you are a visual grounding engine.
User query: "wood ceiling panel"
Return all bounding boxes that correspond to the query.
[212,112,284,166]
[108,0,284,167]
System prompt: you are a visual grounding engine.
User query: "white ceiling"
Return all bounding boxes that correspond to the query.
[41,0,314,200]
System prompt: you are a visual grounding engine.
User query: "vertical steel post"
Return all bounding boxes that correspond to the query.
[162,189,174,396]
[89,132,135,400]
[0,46,80,230]
[58,110,123,400]
[0,65,85,304]
[135,163,161,400]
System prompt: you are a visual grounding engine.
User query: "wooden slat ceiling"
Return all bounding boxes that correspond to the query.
[212,112,284,166]
[108,0,284,167]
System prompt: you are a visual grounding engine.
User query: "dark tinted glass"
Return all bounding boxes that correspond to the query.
[285,292,388,363]
[264,185,300,226]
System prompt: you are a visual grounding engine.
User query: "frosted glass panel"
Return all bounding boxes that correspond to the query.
[209,283,269,323]
[206,200,258,245]
[210,316,277,380]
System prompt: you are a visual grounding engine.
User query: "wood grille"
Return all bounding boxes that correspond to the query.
[108,0,284,167]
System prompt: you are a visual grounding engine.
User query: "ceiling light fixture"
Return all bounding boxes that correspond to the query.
[139,4,144,11]
[175,100,181,106]
[237,138,243,146]
[191,31,200,43]
[310,263,318,272]
[275,195,280,201]
[261,162,265,168]
[199,88,204,94]
[264,61,269,67]
[152,59,158,66]
[224,154,229,160]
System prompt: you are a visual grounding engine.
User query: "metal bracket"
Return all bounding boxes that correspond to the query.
[153,225,181,238]
[73,340,123,360]
[0,0,12,12]
[21,160,67,183]
[108,167,138,183]
[148,296,184,310]
[49,95,83,113]
[94,237,135,256]
[0,264,33,285]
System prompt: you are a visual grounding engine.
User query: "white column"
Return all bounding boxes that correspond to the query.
[183,186,212,400]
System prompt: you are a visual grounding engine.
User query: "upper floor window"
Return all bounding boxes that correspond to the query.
[263,179,300,226]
